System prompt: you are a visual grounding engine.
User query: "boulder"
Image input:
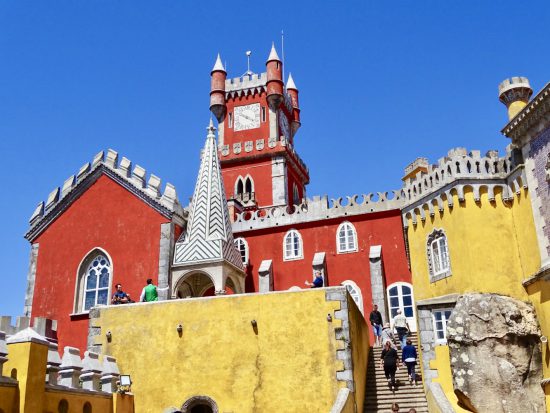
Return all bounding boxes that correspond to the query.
[447,293,545,413]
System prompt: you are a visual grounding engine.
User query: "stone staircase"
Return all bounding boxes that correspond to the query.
[363,333,429,413]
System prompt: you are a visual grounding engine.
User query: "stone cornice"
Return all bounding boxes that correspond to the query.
[25,149,186,242]
[501,82,550,146]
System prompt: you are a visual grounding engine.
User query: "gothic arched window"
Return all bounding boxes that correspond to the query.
[427,229,451,282]
[283,229,303,261]
[292,184,300,206]
[75,249,112,313]
[234,237,249,265]
[337,222,357,253]
[341,280,364,315]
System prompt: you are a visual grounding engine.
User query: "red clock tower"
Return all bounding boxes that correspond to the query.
[209,44,309,212]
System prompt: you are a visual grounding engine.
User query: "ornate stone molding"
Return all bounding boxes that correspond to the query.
[426,228,452,282]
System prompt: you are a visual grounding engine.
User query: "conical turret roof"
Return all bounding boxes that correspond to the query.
[266,42,281,63]
[286,73,297,90]
[173,120,243,270]
[212,53,226,73]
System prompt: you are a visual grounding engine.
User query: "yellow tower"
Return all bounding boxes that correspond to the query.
[498,76,533,120]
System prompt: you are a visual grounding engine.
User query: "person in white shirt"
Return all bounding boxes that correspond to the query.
[392,309,410,349]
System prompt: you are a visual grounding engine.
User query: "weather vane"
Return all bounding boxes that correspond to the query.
[242,50,253,77]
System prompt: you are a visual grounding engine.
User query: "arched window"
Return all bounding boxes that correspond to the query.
[292,184,300,205]
[234,238,249,265]
[341,280,363,315]
[235,177,244,198]
[245,176,253,195]
[83,402,92,413]
[427,229,451,282]
[58,400,69,413]
[75,249,112,313]
[283,229,303,260]
[337,222,357,253]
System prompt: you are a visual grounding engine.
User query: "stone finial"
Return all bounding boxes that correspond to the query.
[0,331,8,377]
[6,326,48,345]
[100,355,120,393]
[147,174,162,197]
[46,341,62,385]
[132,164,146,188]
[59,346,83,388]
[81,351,102,391]
[77,162,91,181]
[499,77,533,120]
[29,202,44,225]
[119,157,132,177]
[105,149,119,169]
[258,260,273,293]
[45,187,60,210]
[92,151,104,168]
[61,175,75,197]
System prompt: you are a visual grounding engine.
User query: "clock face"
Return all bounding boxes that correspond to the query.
[234,103,261,131]
[278,110,290,140]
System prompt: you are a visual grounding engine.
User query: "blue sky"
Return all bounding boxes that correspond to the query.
[1,1,549,317]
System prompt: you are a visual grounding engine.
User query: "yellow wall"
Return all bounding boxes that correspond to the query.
[4,341,48,413]
[346,294,369,413]
[407,187,540,302]
[91,288,366,413]
[1,339,133,413]
[428,345,469,412]
[525,280,550,412]
[0,384,18,413]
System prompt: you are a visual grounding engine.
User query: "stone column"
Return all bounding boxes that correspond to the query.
[158,222,175,300]
[0,331,7,377]
[271,156,287,206]
[23,244,39,317]
[369,245,388,324]
[80,351,102,391]
[100,355,120,393]
[46,342,62,385]
[258,260,273,293]
[58,346,83,388]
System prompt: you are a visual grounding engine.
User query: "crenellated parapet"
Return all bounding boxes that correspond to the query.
[226,72,267,98]
[0,315,57,342]
[25,149,186,242]
[232,191,405,232]
[401,146,528,227]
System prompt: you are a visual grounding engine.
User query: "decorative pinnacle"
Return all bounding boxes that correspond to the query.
[266,42,281,63]
[207,118,216,138]
[286,73,297,90]
[212,53,226,73]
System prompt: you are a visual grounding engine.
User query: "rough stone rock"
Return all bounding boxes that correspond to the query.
[447,293,545,413]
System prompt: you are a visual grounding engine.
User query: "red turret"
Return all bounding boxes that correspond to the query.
[266,43,284,110]
[210,54,227,122]
[286,73,301,135]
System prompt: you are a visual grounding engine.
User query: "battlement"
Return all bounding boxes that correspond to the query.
[499,77,531,96]
[401,146,517,204]
[226,72,267,97]
[232,191,405,232]
[404,157,429,176]
[401,146,528,226]
[26,149,185,241]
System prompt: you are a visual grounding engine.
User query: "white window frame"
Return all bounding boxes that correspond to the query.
[426,228,451,282]
[234,237,249,265]
[432,308,453,344]
[73,248,113,314]
[283,229,303,261]
[336,221,358,254]
[341,280,364,315]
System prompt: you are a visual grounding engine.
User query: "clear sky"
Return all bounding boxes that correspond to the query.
[1,1,549,317]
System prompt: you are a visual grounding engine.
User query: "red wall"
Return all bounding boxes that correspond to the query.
[236,209,411,316]
[31,175,171,352]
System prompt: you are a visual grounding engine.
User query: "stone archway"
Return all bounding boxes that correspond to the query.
[174,272,216,299]
[181,396,218,413]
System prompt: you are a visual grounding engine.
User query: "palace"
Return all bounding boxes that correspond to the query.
[0,44,549,413]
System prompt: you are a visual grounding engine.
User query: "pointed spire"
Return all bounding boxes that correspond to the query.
[207,117,216,138]
[212,53,226,73]
[286,73,297,90]
[266,42,281,63]
[173,120,243,271]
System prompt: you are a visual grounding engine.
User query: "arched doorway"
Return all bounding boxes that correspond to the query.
[175,272,216,298]
[181,396,218,413]
[386,282,417,332]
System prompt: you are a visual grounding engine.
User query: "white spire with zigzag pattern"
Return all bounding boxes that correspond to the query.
[173,120,243,270]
